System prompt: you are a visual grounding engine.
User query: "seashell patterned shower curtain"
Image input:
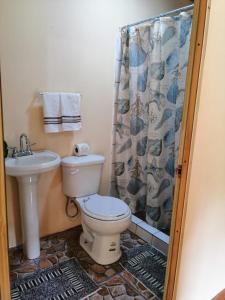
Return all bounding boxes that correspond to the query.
[111,11,192,232]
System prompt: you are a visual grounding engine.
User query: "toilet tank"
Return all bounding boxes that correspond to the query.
[61,154,105,198]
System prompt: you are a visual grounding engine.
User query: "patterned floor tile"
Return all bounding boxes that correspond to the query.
[9,226,160,299]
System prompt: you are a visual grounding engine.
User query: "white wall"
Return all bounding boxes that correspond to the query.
[0,0,191,248]
[176,1,225,299]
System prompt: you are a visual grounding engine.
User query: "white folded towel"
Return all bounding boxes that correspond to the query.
[43,93,61,133]
[42,92,81,133]
[61,93,81,131]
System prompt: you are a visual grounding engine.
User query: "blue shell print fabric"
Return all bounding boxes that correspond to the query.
[111,12,192,231]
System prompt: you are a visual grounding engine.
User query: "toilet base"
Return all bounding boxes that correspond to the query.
[80,232,122,265]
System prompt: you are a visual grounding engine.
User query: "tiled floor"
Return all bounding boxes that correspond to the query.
[9,226,162,300]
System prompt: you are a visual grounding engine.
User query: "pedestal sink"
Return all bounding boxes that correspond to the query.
[5,151,60,259]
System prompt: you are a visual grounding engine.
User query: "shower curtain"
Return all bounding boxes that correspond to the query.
[111,12,192,231]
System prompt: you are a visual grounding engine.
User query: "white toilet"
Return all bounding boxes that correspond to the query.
[61,154,131,265]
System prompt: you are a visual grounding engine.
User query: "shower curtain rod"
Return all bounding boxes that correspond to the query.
[121,4,194,30]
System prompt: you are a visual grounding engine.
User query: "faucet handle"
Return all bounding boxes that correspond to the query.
[28,142,36,147]
[8,146,18,158]
[26,141,36,154]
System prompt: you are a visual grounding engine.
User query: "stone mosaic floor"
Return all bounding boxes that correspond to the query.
[9,226,161,299]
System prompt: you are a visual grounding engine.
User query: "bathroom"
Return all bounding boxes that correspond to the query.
[0,0,196,299]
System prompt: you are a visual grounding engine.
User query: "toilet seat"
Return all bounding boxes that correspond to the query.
[80,194,130,221]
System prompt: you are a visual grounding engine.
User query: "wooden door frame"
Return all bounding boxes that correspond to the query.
[0,72,11,299]
[0,1,209,299]
[164,1,209,299]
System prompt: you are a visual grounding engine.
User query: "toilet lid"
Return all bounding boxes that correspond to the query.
[82,194,130,221]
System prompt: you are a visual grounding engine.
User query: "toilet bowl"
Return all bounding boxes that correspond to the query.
[61,155,131,265]
[76,194,131,264]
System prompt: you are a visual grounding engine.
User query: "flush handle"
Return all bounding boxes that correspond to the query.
[70,169,79,175]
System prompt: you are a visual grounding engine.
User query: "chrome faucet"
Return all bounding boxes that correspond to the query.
[20,133,28,154]
[11,134,35,158]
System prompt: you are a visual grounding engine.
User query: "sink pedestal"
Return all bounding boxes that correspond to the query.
[5,150,61,259]
[17,175,40,259]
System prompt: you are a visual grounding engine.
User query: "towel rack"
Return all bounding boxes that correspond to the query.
[39,92,82,95]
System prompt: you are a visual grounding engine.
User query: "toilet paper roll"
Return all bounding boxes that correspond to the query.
[74,143,90,156]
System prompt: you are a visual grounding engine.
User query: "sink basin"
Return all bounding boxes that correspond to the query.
[5,150,60,259]
[5,150,60,177]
